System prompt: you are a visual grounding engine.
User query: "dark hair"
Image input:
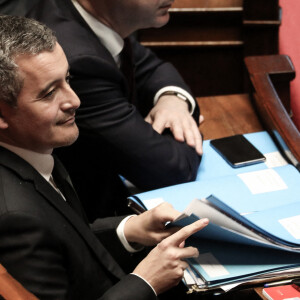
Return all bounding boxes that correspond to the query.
[0,15,57,106]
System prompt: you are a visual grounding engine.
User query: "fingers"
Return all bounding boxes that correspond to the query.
[199,114,204,124]
[179,245,199,260]
[151,116,167,135]
[153,202,182,223]
[169,117,203,155]
[170,123,185,142]
[166,218,209,247]
[188,121,203,155]
[144,114,152,125]
[145,99,203,155]
[180,260,189,271]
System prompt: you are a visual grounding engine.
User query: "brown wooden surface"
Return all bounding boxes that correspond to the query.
[197,94,263,140]
[254,287,268,300]
[172,0,243,9]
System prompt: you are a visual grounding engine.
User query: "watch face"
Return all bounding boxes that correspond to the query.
[176,93,188,101]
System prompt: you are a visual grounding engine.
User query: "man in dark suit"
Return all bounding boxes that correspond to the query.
[27,0,203,221]
[0,15,208,299]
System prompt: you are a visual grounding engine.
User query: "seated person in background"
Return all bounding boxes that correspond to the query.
[27,0,203,221]
[0,15,208,299]
[0,0,40,15]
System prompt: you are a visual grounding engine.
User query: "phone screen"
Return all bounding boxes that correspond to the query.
[210,135,266,168]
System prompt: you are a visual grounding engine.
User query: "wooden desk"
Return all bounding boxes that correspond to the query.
[197,93,263,140]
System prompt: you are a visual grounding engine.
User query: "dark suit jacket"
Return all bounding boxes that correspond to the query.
[0,0,40,15]
[0,147,156,300]
[27,0,201,221]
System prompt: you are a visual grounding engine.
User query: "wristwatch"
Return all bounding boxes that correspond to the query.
[160,91,192,111]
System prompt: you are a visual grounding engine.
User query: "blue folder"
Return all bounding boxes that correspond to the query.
[128,131,300,288]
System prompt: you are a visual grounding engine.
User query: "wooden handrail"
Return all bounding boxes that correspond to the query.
[245,55,300,167]
[0,264,38,300]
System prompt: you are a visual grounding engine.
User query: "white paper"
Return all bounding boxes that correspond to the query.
[238,169,288,194]
[194,252,229,278]
[279,215,300,239]
[143,197,164,210]
[264,151,288,168]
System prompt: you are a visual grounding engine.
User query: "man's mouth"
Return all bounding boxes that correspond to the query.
[159,1,173,10]
[57,115,76,125]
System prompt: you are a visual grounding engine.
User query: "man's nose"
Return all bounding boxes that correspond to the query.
[61,86,81,111]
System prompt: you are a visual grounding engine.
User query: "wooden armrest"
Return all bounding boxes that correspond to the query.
[245,55,300,167]
[0,264,38,300]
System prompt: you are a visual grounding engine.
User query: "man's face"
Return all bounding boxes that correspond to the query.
[90,0,174,35]
[0,43,80,154]
[123,0,174,29]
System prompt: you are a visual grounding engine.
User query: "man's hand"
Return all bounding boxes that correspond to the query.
[145,95,203,155]
[133,218,209,295]
[124,202,181,246]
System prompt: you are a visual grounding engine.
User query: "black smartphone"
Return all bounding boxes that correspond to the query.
[210,134,266,168]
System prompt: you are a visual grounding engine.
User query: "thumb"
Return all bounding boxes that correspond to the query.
[144,114,153,124]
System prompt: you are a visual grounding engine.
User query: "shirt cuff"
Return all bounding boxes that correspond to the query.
[130,273,157,296]
[116,215,144,253]
[153,86,196,114]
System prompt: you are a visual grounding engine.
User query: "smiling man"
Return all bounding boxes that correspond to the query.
[0,15,208,300]
[0,44,80,153]
[27,0,203,221]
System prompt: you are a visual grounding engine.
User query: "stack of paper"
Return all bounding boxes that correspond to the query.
[128,131,300,293]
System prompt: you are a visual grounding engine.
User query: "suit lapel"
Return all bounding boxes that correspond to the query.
[0,148,125,280]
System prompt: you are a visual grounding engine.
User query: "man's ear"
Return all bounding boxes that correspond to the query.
[0,105,9,129]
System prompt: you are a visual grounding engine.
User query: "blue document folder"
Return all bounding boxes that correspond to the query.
[168,195,300,288]
[128,131,300,288]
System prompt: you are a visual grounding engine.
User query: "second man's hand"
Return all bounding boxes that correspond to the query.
[145,94,203,155]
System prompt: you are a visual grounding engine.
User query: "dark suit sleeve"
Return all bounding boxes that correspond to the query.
[100,274,157,300]
[91,216,152,273]
[0,212,156,300]
[0,212,69,299]
[91,218,157,300]
[69,39,201,190]
[130,37,200,118]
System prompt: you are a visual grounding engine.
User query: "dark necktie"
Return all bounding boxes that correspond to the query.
[120,37,136,103]
[52,165,89,225]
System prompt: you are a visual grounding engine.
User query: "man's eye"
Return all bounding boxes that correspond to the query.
[66,74,72,84]
[44,89,56,99]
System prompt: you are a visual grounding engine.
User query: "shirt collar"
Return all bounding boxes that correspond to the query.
[71,0,124,64]
[0,142,54,182]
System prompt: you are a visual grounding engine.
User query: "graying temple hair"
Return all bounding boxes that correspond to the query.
[0,15,57,106]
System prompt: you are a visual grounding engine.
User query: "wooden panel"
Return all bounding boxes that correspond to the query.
[244,0,279,20]
[172,0,243,9]
[139,11,242,44]
[153,46,244,97]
